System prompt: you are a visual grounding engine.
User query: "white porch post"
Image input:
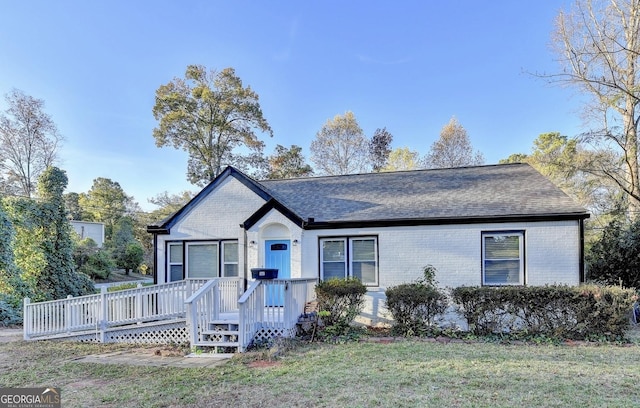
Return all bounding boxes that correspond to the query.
[65,295,73,333]
[99,286,107,343]
[23,298,30,340]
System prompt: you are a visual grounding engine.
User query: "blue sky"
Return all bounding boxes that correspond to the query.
[0,1,584,211]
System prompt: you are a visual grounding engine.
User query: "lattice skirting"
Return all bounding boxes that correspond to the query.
[63,321,191,345]
[252,326,297,344]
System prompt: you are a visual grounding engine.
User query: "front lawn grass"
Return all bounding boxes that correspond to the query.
[1,338,639,407]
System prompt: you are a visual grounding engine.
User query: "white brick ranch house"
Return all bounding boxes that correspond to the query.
[147,163,589,326]
[23,163,589,350]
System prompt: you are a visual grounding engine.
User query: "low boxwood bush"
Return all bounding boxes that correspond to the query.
[451,285,637,340]
[385,266,448,336]
[315,278,367,333]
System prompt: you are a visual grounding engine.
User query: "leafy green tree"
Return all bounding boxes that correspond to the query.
[265,144,313,179]
[499,153,530,164]
[153,65,273,185]
[382,147,422,172]
[549,0,640,219]
[63,192,84,220]
[0,90,63,198]
[424,117,484,169]
[0,202,30,310]
[110,216,139,275]
[369,127,393,172]
[122,242,144,275]
[500,132,623,227]
[148,190,194,220]
[310,111,370,175]
[5,167,94,301]
[586,219,640,288]
[79,177,131,240]
[73,237,114,280]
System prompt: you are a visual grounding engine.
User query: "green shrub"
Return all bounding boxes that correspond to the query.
[451,285,637,340]
[0,295,22,326]
[107,282,153,292]
[78,250,114,280]
[315,278,367,333]
[385,266,448,336]
[586,219,640,288]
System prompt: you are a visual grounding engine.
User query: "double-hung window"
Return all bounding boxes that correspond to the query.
[320,236,378,286]
[482,231,524,285]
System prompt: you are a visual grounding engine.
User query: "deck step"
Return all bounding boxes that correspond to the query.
[195,341,239,348]
[208,321,239,332]
[201,330,239,336]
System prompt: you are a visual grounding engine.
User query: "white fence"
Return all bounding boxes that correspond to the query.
[238,278,316,352]
[23,279,208,341]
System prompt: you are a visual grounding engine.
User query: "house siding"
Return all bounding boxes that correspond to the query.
[246,208,304,279]
[70,221,105,247]
[301,220,581,326]
[154,177,267,284]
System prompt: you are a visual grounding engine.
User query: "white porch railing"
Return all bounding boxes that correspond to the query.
[184,277,244,346]
[238,278,317,352]
[23,279,208,341]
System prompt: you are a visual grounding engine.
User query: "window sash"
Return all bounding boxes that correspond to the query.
[350,238,377,285]
[167,243,183,281]
[186,242,219,279]
[321,239,347,280]
[482,233,523,286]
[222,241,239,277]
[320,237,378,286]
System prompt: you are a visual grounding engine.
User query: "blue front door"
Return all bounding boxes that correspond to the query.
[265,240,290,306]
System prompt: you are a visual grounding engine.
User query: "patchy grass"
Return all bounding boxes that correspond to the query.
[0,338,639,407]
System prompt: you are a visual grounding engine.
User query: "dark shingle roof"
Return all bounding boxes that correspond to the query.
[258,163,588,224]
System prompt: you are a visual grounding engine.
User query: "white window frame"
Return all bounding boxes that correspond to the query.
[320,236,379,286]
[482,231,524,286]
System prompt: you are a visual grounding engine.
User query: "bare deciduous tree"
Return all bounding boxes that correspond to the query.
[310,111,370,175]
[549,0,640,218]
[0,89,62,198]
[424,117,484,169]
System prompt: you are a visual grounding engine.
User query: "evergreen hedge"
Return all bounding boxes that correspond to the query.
[450,285,637,340]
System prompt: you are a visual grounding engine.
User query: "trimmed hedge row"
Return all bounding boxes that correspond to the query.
[450,285,637,340]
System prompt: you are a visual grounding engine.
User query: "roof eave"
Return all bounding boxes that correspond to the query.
[303,212,590,230]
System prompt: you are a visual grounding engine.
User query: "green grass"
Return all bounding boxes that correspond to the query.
[1,338,639,407]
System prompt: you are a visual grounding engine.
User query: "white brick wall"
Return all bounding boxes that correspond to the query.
[155,177,266,284]
[301,220,582,325]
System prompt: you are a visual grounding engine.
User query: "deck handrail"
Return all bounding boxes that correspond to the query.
[238,278,316,352]
[184,277,243,346]
[23,279,209,341]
